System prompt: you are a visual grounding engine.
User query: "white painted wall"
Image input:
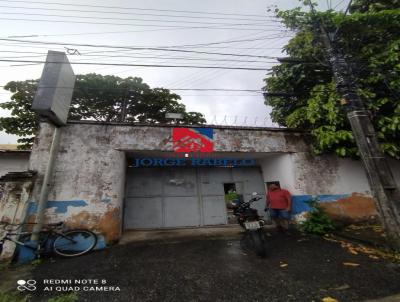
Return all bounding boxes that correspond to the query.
[330,158,370,195]
[0,152,30,177]
[260,153,400,196]
[258,154,297,194]
[321,157,400,195]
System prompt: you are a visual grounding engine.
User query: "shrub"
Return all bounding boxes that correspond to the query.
[300,198,336,235]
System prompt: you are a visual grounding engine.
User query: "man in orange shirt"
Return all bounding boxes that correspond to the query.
[265,184,292,231]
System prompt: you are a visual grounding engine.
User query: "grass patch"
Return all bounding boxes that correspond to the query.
[30,259,43,266]
[0,291,29,302]
[47,292,79,302]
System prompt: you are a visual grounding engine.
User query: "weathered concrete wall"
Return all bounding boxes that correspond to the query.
[27,121,400,240]
[29,122,126,244]
[259,152,400,222]
[0,152,30,177]
[288,152,400,222]
[61,121,310,153]
[0,172,35,260]
[27,121,311,243]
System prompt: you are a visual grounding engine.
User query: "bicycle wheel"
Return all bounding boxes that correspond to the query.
[53,230,97,257]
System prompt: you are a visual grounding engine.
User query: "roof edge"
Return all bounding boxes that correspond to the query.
[64,120,307,133]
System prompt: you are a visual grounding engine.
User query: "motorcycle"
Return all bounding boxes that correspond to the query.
[232,192,267,258]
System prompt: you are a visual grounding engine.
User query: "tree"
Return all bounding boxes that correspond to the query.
[263,0,400,158]
[0,73,206,148]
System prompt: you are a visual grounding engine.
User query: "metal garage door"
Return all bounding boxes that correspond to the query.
[124,166,265,230]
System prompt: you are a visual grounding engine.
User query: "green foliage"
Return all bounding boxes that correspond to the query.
[0,291,28,302]
[0,73,206,149]
[47,292,78,302]
[224,192,239,202]
[300,199,336,235]
[264,0,400,158]
[30,258,42,266]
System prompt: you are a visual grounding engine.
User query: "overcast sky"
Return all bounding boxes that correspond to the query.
[0,0,349,144]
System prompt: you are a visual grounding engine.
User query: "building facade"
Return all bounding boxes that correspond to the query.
[2,120,400,251]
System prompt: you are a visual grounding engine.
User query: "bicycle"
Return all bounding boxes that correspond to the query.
[0,221,98,258]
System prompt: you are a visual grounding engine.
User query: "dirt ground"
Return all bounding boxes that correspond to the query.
[2,229,400,302]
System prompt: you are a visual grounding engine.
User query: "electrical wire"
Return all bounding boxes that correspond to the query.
[0,85,265,92]
[168,37,287,89]
[162,34,285,88]
[0,11,283,27]
[0,38,284,59]
[0,0,270,18]
[0,4,279,22]
[0,52,279,64]
[0,17,283,31]
[0,59,272,70]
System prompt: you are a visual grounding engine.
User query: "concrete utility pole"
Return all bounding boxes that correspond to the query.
[310,5,400,249]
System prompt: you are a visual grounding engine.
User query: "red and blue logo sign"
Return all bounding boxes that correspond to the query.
[172,128,213,152]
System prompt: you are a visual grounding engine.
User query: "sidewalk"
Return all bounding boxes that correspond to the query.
[119,225,246,244]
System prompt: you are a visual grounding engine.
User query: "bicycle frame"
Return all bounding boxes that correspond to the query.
[0,222,74,257]
[0,232,37,251]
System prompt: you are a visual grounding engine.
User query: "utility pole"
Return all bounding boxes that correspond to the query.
[308,2,400,249]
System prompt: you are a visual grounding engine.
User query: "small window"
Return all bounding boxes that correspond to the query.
[266,181,280,190]
[223,183,236,194]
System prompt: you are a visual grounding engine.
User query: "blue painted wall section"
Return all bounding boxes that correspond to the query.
[26,200,88,215]
[291,194,349,215]
[17,199,106,263]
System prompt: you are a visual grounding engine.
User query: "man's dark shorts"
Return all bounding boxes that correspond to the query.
[269,209,291,219]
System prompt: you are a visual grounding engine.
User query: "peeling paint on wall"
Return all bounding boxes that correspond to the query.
[65,206,120,243]
[291,193,378,223]
[319,193,378,222]
[0,172,35,260]
[24,121,400,248]
[27,200,88,214]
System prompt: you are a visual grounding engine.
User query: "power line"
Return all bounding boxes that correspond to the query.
[0,38,283,59]
[0,0,270,18]
[0,11,284,27]
[175,94,264,97]
[165,39,272,87]
[0,29,284,52]
[0,59,272,70]
[2,30,291,51]
[4,33,290,46]
[0,17,282,31]
[0,53,278,64]
[159,35,288,48]
[88,30,281,78]
[0,85,266,92]
[0,46,285,52]
[0,84,335,94]
[0,4,281,22]
[168,37,287,89]
[172,88,264,92]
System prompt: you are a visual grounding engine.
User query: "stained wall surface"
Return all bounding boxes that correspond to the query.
[25,121,400,242]
[0,152,30,177]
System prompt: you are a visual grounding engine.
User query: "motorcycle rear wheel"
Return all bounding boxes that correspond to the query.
[250,230,267,258]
